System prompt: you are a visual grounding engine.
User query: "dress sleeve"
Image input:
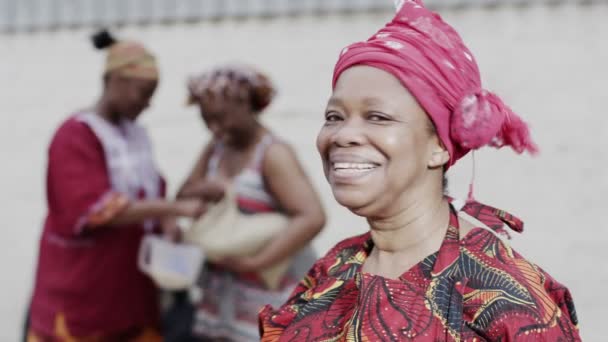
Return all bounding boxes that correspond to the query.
[259,242,341,340]
[463,246,582,341]
[257,232,367,341]
[258,259,324,340]
[538,269,581,340]
[46,119,129,235]
[473,278,581,341]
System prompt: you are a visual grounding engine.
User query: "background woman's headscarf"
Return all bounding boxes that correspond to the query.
[333,0,537,168]
[187,64,275,113]
[92,30,159,81]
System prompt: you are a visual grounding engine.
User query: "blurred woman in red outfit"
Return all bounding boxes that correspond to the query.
[28,31,204,341]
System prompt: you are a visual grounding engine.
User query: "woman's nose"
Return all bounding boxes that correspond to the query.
[331,118,366,147]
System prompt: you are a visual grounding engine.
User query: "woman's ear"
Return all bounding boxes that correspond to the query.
[428,137,450,169]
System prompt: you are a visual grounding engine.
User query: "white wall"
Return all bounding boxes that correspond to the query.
[1,3,606,340]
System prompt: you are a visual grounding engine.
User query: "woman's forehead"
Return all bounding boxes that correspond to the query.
[331,66,418,107]
[327,96,385,108]
[335,66,400,88]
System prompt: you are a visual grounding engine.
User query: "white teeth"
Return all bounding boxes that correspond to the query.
[334,168,370,175]
[333,162,377,170]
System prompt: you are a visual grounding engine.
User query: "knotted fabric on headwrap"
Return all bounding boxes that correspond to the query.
[105,41,159,80]
[333,0,537,168]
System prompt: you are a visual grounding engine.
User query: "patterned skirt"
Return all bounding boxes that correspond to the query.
[193,247,316,341]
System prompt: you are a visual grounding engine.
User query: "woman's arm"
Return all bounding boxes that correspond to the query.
[177,143,227,203]
[224,142,326,272]
[176,144,213,199]
[47,120,203,235]
[105,198,204,226]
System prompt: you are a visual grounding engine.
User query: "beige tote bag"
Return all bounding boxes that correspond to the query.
[184,188,291,290]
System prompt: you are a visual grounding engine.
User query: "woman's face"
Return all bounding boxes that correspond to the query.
[317,66,448,217]
[105,74,157,121]
[197,95,258,147]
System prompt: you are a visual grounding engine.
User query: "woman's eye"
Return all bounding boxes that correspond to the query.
[367,112,390,122]
[324,111,342,122]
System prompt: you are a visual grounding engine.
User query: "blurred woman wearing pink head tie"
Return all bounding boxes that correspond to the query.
[179,65,326,341]
[259,1,580,340]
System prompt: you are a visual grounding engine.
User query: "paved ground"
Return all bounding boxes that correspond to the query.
[1,3,606,340]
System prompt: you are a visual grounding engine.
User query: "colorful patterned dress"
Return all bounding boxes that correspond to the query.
[259,200,580,341]
[193,134,317,341]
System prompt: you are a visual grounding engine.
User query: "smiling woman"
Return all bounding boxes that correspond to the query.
[259,0,580,341]
[319,66,448,217]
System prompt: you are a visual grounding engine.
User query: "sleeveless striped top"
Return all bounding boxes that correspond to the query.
[206,134,279,214]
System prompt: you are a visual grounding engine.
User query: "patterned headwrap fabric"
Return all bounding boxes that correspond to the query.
[333,0,537,168]
[105,41,159,80]
[187,64,275,113]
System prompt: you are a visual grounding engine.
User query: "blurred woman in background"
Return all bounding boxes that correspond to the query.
[178,65,326,341]
[28,31,204,341]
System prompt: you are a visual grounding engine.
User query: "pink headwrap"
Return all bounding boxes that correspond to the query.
[333,0,537,168]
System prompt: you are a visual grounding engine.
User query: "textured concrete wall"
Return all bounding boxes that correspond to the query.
[1,3,606,340]
[1,0,580,32]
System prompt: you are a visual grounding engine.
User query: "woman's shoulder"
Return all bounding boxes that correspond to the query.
[320,232,370,259]
[259,135,310,180]
[309,233,370,276]
[56,111,92,132]
[263,136,292,157]
[261,130,306,157]
[458,228,580,339]
[459,227,558,291]
[259,233,370,338]
[49,112,99,150]
[451,199,580,338]
[456,209,569,300]
[327,232,371,254]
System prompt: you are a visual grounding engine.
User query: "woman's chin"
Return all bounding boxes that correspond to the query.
[332,188,376,217]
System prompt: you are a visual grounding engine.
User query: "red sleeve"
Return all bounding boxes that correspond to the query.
[463,239,582,341]
[259,234,367,341]
[259,260,324,341]
[472,270,582,341]
[46,118,128,236]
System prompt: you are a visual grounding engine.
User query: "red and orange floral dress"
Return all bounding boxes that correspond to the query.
[260,200,580,341]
